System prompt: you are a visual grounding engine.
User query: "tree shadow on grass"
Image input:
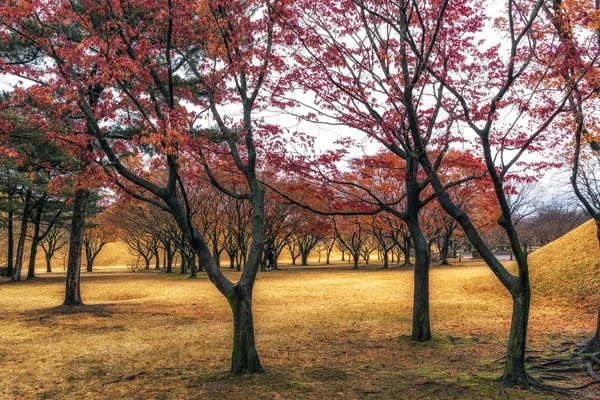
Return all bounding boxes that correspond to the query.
[24,303,118,320]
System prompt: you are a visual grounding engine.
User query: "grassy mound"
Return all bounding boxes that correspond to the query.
[528,219,600,307]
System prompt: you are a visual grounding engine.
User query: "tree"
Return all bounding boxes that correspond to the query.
[283,0,586,387]
[39,223,69,273]
[0,0,291,373]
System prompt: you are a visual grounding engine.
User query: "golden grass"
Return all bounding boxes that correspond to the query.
[1,263,597,400]
[467,219,600,310]
[528,220,600,308]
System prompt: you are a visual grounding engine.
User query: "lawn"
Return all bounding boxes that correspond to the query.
[0,262,597,399]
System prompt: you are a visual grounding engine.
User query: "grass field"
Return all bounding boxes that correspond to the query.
[1,260,598,400]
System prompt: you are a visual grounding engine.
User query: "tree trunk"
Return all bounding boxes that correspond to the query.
[46,253,52,273]
[180,252,187,274]
[213,238,220,267]
[6,190,14,277]
[502,288,532,387]
[402,238,412,266]
[166,250,173,273]
[86,256,93,272]
[579,307,600,353]
[382,250,389,268]
[352,253,359,269]
[64,189,88,306]
[440,233,451,265]
[409,220,431,342]
[27,235,39,279]
[227,285,264,374]
[12,191,32,282]
[229,254,235,269]
[340,249,345,261]
[188,254,197,279]
[154,248,160,270]
[301,252,308,266]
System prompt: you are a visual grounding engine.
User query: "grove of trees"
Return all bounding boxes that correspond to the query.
[1,0,600,391]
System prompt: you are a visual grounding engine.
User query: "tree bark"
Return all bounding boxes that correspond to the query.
[188,254,197,279]
[352,253,359,269]
[45,253,52,273]
[382,250,389,268]
[154,247,160,270]
[301,253,308,266]
[27,201,44,279]
[227,285,264,374]
[408,217,431,342]
[12,191,32,282]
[402,237,412,266]
[440,232,451,265]
[64,189,88,306]
[6,189,14,277]
[502,288,531,387]
[579,307,600,353]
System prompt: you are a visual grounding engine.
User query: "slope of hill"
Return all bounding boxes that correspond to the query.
[528,219,600,307]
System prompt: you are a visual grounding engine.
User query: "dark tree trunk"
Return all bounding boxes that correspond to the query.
[301,252,308,266]
[213,238,221,267]
[227,285,263,374]
[45,253,52,273]
[408,218,431,342]
[27,201,44,279]
[229,254,235,269]
[340,249,345,261]
[6,190,14,277]
[188,254,197,279]
[154,247,160,270]
[166,249,173,273]
[402,237,412,266]
[86,255,94,272]
[579,307,600,353]
[440,233,451,265]
[180,252,187,274]
[352,253,359,269]
[382,250,389,268]
[502,288,531,387]
[27,235,39,279]
[12,191,32,282]
[64,189,88,306]
[144,257,150,271]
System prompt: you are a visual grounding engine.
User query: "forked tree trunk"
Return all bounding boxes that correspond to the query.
[352,253,359,269]
[579,307,600,353]
[64,189,88,306]
[227,285,263,375]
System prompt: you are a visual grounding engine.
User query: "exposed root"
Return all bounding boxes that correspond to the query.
[526,348,600,394]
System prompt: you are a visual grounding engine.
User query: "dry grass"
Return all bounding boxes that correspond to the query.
[1,261,598,400]
[468,219,600,310]
[528,219,600,308]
